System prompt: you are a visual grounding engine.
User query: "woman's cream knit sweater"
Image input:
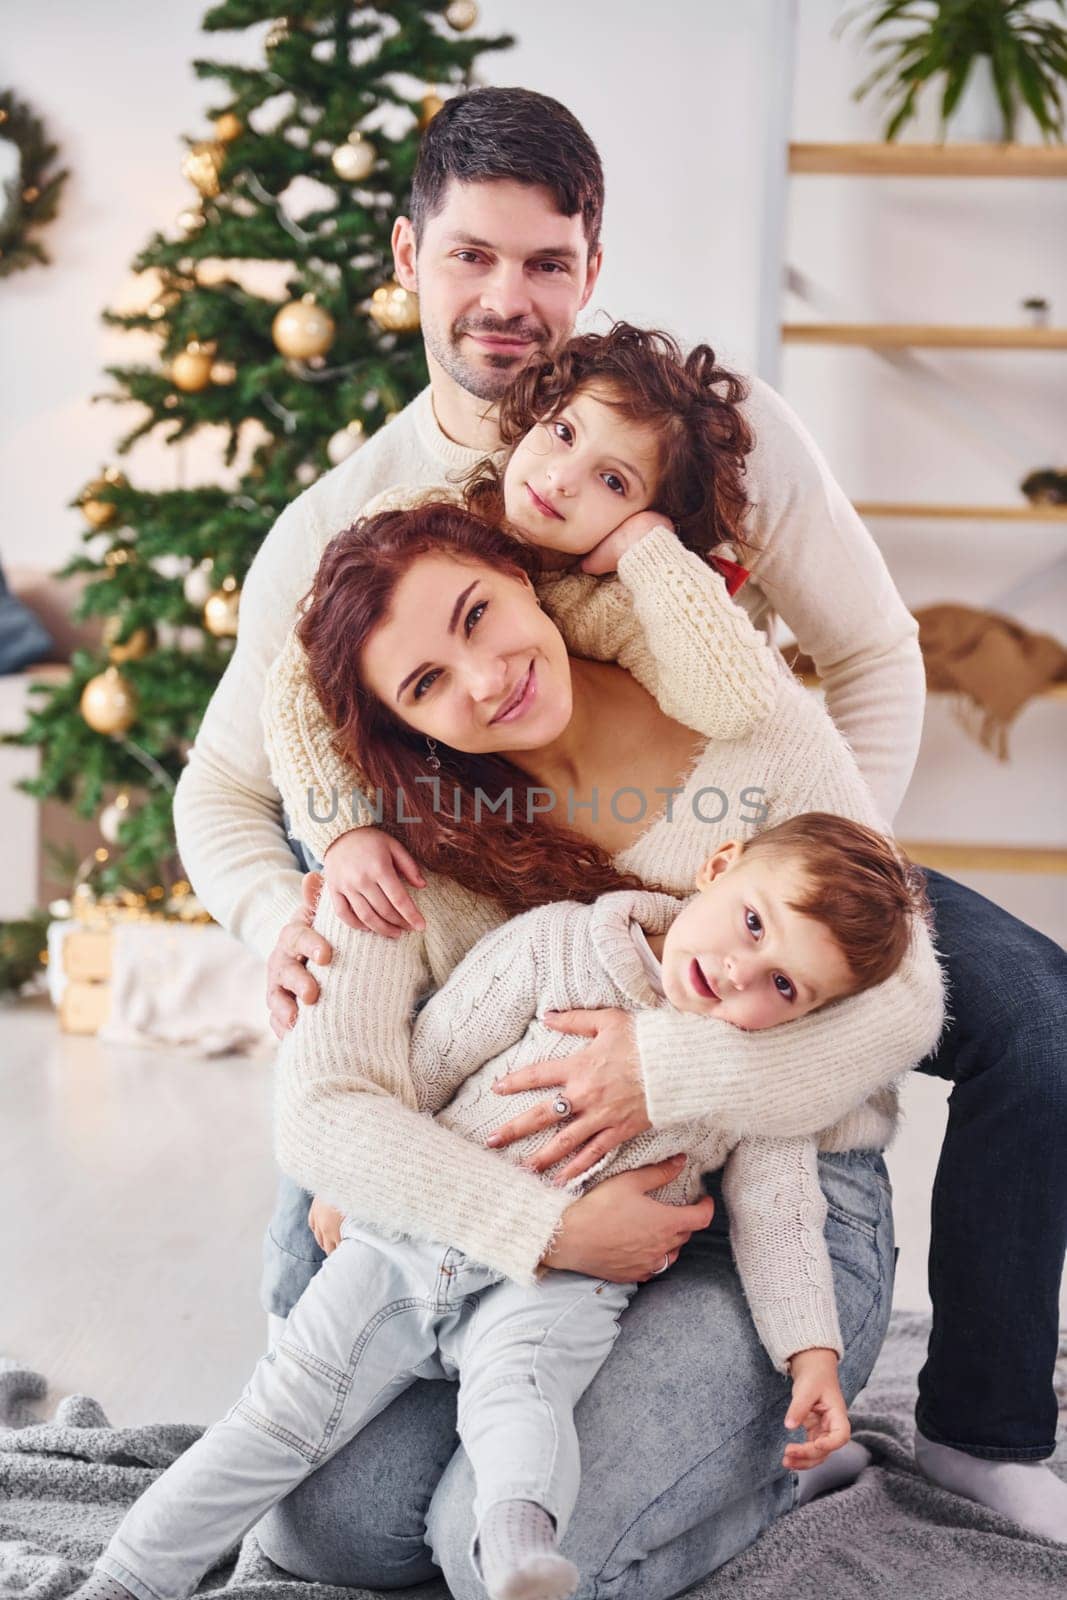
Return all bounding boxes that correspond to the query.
[264,513,947,1287]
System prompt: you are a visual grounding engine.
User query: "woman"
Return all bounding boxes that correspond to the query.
[250,502,943,1597]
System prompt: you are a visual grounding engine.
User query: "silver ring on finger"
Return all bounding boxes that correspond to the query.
[653,1253,671,1276]
[552,1094,572,1120]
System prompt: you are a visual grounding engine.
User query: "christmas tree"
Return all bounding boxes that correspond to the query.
[4,0,511,937]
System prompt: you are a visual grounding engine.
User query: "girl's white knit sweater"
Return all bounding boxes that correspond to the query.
[264,516,947,1289]
[412,885,897,1372]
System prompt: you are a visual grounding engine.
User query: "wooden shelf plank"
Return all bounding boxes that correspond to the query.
[900,842,1067,875]
[800,673,1067,702]
[854,501,1067,522]
[789,142,1067,178]
[782,324,1067,349]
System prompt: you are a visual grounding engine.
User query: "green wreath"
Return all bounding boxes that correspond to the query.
[0,90,69,278]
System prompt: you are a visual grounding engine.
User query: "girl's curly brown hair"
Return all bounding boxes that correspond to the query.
[466,321,757,561]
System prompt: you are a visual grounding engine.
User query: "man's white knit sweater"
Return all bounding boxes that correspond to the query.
[410,885,898,1373]
[265,523,946,1288]
[173,382,926,963]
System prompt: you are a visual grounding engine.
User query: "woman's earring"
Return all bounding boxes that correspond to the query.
[425,737,442,773]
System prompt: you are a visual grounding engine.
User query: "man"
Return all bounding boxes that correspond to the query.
[174,87,1067,1581]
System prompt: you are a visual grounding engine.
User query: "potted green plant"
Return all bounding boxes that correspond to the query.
[841,1,1067,142]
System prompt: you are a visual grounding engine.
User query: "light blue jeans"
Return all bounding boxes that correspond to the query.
[258,1151,894,1598]
[97,1218,635,1600]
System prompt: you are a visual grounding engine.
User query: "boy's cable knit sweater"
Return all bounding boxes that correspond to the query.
[265,518,946,1288]
[412,885,897,1373]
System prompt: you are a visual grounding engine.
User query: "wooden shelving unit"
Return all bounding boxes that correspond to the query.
[790,142,1067,178]
[900,842,1067,875]
[782,323,1067,349]
[783,140,1066,877]
[854,501,1067,523]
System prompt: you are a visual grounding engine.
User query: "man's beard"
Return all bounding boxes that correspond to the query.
[423,310,555,402]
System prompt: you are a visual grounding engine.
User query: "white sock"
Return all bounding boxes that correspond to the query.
[73,1575,138,1600]
[915,1429,1067,1543]
[476,1500,579,1600]
[795,1440,872,1506]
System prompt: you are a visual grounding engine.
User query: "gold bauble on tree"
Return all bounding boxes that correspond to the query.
[369,280,420,334]
[203,576,241,638]
[419,93,445,129]
[171,341,217,392]
[181,140,225,199]
[80,667,138,736]
[445,0,479,31]
[80,469,127,529]
[272,295,336,359]
[103,617,155,663]
[330,133,377,183]
[214,112,243,143]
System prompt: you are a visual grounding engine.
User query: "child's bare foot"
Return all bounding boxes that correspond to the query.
[477,1499,579,1600]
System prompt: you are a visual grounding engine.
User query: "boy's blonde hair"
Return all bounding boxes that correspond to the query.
[741,812,928,997]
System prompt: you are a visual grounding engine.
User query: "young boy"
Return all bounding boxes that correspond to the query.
[79,812,923,1600]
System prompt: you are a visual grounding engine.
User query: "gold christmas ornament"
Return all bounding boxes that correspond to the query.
[330,133,377,183]
[445,0,479,30]
[369,280,420,334]
[419,93,445,129]
[265,19,290,50]
[103,618,155,663]
[210,359,237,385]
[326,419,366,465]
[104,546,132,572]
[181,140,225,199]
[214,112,243,143]
[203,576,241,637]
[171,341,217,392]
[271,295,336,359]
[80,666,138,736]
[176,206,206,238]
[80,471,126,529]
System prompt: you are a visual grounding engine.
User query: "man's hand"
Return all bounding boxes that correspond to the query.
[782,1348,851,1469]
[541,1155,713,1282]
[580,509,673,575]
[266,872,334,1039]
[308,1196,344,1255]
[488,1008,651,1182]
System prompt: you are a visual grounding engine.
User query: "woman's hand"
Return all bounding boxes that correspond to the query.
[308,1196,344,1256]
[580,509,673,575]
[324,826,427,938]
[487,1008,651,1182]
[782,1348,851,1469]
[541,1155,714,1282]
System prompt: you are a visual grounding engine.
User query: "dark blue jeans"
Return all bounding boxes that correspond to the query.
[264,851,1067,1461]
[913,869,1067,1460]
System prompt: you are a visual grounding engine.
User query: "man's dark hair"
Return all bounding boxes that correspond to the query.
[409,86,604,252]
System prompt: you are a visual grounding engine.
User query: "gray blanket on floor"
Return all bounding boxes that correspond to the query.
[2,1313,1064,1599]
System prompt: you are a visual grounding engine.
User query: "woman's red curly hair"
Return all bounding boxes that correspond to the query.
[296,500,666,917]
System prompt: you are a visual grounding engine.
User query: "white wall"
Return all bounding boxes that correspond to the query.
[0,0,787,574]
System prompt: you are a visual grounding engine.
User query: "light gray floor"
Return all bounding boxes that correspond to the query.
[1,995,1064,1426]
